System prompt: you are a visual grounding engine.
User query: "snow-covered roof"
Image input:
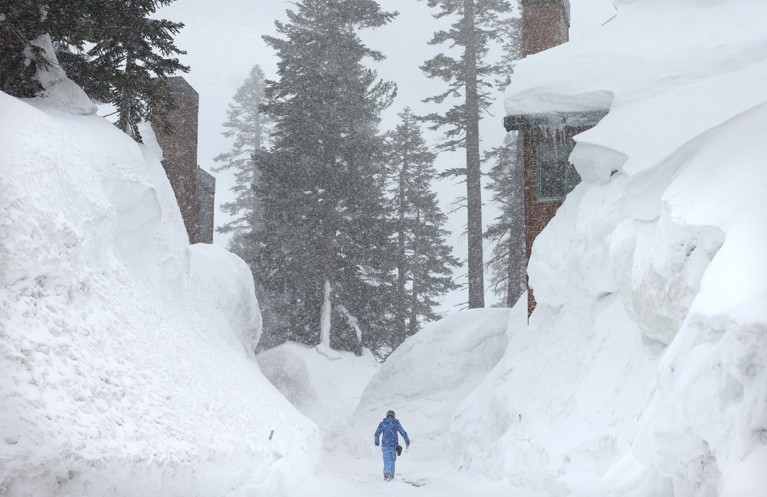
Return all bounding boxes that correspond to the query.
[502,109,606,131]
[505,0,767,180]
[505,0,767,116]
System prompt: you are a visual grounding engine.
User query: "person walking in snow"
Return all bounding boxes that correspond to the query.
[374,410,410,481]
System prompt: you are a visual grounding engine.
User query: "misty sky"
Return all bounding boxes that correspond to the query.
[157,0,615,310]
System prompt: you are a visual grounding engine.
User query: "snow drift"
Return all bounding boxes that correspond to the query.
[333,308,510,460]
[449,0,767,496]
[0,87,320,496]
[256,342,379,436]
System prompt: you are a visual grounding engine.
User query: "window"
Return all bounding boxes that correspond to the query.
[535,137,580,202]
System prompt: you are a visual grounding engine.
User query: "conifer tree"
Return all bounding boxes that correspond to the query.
[485,133,525,306]
[213,65,271,255]
[212,65,274,336]
[384,108,461,348]
[493,8,522,91]
[0,0,188,142]
[485,8,523,307]
[255,0,398,353]
[0,0,93,96]
[420,0,512,309]
[84,0,189,141]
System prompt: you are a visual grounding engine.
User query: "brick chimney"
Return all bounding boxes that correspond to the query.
[152,76,215,244]
[520,0,570,57]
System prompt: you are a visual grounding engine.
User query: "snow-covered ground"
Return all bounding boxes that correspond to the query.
[2,0,765,496]
[290,454,544,497]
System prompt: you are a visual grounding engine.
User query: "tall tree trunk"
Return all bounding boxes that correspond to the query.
[320,127,340,348]
[464,0,485,308]
[506,236,516,307]
[396,136,409,337]
[321,184,338,347]
[119,52,135,137]
[408,207,421,336]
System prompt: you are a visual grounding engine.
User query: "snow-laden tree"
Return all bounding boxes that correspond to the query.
[84,0,189,141]
[0,0,188,142]
[0,0,92,96]
[420,0,514,309]
[212,65,275,338]
[255,0,398,355]
[384,108,461,350]
[485,6,523,307]
[213,65,271,258]
[493,7,522,92]
[484,133,525,307]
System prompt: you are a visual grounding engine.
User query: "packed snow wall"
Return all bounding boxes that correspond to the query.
[448,1,767,496]
[256,342,380,437]
[0,86,321,497]
[332,308,511,460]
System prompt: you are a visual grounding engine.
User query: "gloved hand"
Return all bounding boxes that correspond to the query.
[406,443,410,452]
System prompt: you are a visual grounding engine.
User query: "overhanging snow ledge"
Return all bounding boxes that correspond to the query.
[503,110,608,132]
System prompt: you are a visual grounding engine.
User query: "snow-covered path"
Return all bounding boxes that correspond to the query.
[255,313,522,496]
[290,453,542,497]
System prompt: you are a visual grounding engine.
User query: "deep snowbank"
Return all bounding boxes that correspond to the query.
[334,308,510,460]
[451,0,767,496]
[257,342,379,436]
[0,92,320,496]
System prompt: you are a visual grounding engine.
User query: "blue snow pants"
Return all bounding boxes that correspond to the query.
[382,446,397,475]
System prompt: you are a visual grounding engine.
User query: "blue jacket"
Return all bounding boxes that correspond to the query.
[374,417,410,448]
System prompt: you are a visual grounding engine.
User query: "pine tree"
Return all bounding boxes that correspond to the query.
[0,0,188,141]
[213,65,271,257]
[212,65,274,338]
[485,6,523,307]
[384,108,461,349]
[255,0,398,354]
[0,0,93,96]
[420,0,513,309]
[493,8,522,92]
[484,133,525,307]
[83,0,189,141]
